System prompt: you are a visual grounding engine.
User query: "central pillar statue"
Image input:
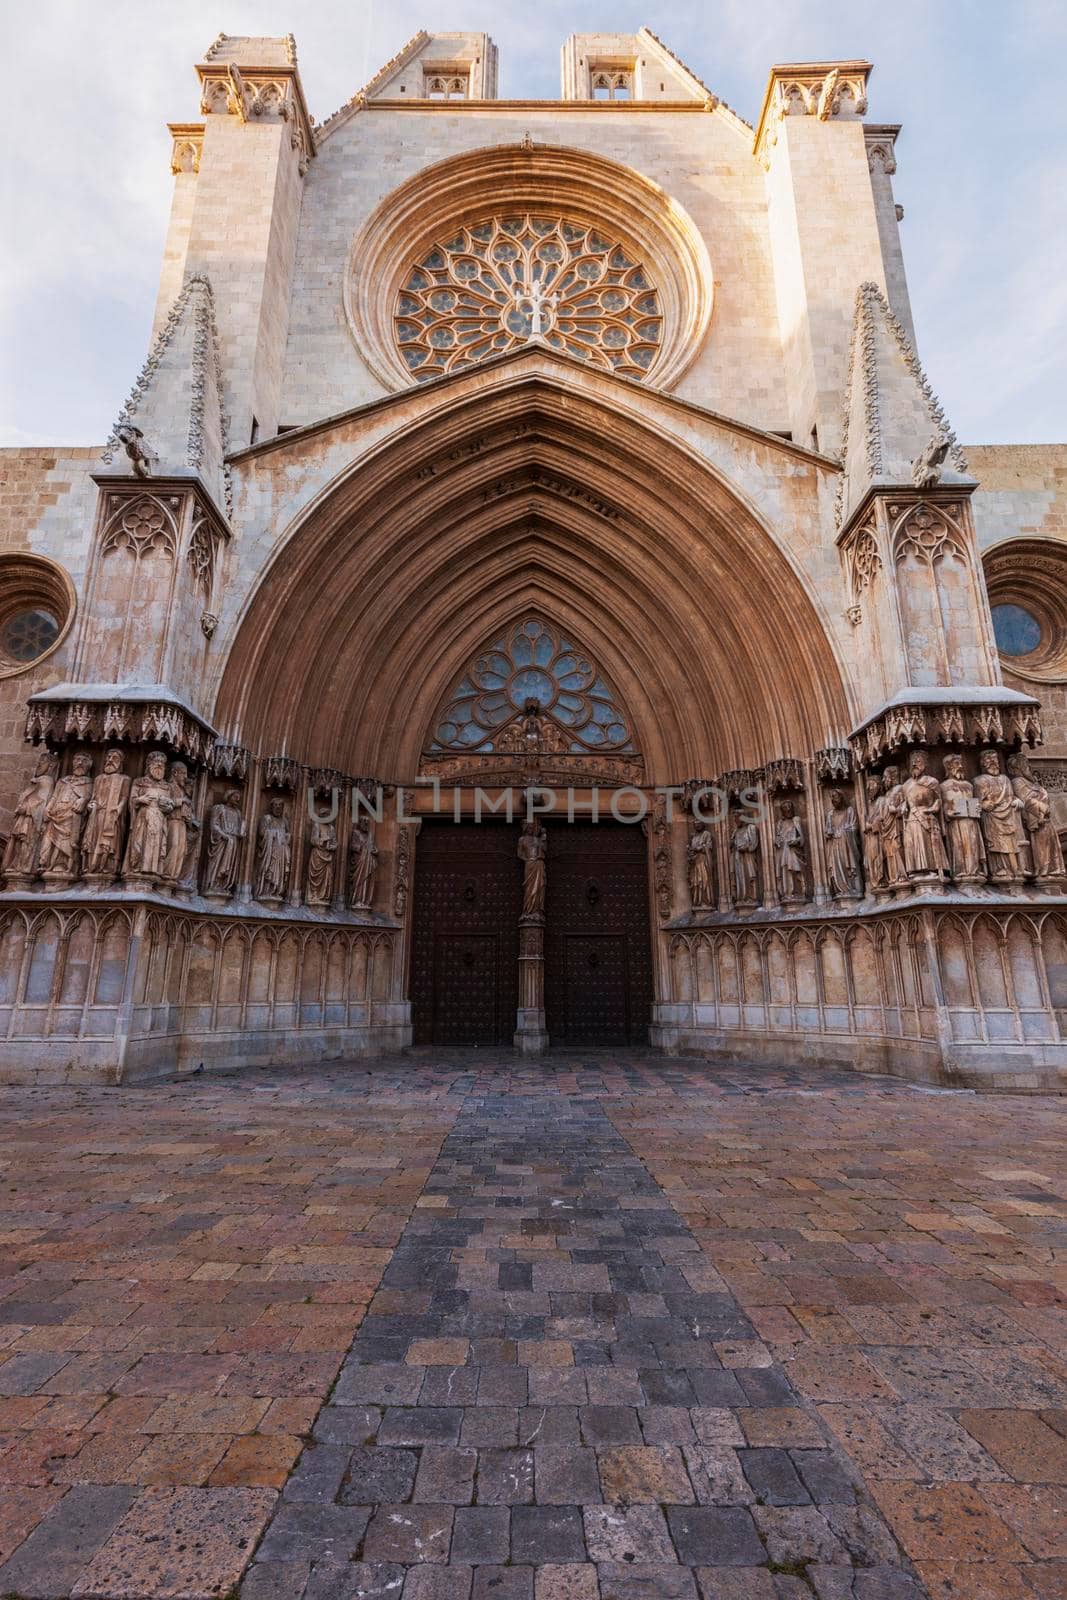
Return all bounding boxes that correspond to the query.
[514,817,549,1055]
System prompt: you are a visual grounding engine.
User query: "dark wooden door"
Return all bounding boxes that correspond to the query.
[544,822,653,1044]
[411,823,521,1044]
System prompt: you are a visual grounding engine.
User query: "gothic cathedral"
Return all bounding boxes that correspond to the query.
[2,31,1065,1088]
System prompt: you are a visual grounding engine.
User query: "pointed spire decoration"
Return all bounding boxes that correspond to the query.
[101,274,231,518]
[836,282,970,531]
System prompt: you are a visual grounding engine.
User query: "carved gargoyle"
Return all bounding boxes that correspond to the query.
[115,423,158,480]
[911,433,950,490]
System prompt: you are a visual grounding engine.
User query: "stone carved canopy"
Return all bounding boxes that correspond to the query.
[396,215,663,383]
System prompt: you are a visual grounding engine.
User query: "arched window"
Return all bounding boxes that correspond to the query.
[427,617,636,755]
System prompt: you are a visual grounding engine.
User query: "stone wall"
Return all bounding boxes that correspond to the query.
[281,108,789,430]
[0,899,409,1085]
[969,445,1067,752]
[0,448,100,827]
[655,903,1067,1092]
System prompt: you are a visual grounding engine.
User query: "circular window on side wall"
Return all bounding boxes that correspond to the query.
[0,554,76,679]
[983,539,1067,683]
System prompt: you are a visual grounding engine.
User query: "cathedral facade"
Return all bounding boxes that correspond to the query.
[1,29,1065,1089]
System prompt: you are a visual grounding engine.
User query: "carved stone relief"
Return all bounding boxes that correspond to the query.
[254,800,291,902]
[204,790,244,897]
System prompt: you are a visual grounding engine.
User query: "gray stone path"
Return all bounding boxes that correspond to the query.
[242,1087,922,1599]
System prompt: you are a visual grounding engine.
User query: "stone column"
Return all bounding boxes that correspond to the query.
[514,915,549,1055]
[514,819,549,1054]
[332,777,353,912]
[233,751,259,904]
[756,779,780,913]
[804,759,831,906]
[287,766,310,909]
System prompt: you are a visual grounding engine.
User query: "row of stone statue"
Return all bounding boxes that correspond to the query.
[684,750,1064,911]
[863,749,1063,890]
[0,748,379,910]
[687,789,864,910]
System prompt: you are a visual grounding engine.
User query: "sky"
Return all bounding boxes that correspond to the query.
[3,0,1064,448]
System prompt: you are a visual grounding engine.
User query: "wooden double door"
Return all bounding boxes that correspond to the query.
[411,820,652,1046]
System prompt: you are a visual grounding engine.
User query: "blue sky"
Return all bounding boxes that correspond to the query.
[3,0,1064,446]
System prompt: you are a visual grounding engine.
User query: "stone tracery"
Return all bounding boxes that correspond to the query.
[427,616,636,756]
[395,215,663,382]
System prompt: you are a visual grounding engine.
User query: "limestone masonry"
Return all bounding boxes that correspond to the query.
[1,28,1065,1088]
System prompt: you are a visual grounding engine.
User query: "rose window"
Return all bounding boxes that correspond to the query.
[428,618,635,753]
[394,216,663,383]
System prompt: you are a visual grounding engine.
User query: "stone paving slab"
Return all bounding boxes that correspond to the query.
[0,1052,1063,1597]
[0,1069,457,1598]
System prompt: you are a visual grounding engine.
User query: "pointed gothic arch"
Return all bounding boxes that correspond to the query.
[213,354,851,782]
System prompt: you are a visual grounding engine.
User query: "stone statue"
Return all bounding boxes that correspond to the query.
[940,754,986,885]
[774,800,807,903]
[498,700,569,757]
[347,815,378,909]
[123,751,174,881]
[730,811,760,907]
[254,799,290,900]
[38,752,94,879]
[877,766,908,889]
[825,788,864,899]
[687,823,716,911]
[911,433,950,490]
[305,813,337,905]
[862,774,886,893]
[114,422,157,478]
[974,750,1025,882]
[2,751,58,880]
[204,789,244,895]
[82,748,131,878]
[163,761,200,887]
[902,751,948,883]
[518,818,547,919]
[1008,752,1065,883]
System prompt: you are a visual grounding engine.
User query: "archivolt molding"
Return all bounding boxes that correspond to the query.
[344,143,714,392]
[214,374,849,782]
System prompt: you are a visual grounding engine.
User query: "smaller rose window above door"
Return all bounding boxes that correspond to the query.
[428,617,636,754]
[394,215,663,383]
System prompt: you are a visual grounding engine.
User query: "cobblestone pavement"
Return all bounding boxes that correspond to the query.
[0,1055,1063,1599]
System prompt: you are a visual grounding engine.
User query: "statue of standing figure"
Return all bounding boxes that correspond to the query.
[204,789,244,896]
[305,811,337,905]
[2,751,58,881]
[825,788,864,899]
[687,822,716,911]
[123,751,174,882]
[730,811,761,907]
[82,748,131,879]
[862,774,886,893]
[347,815,378,909]
[877,766,908,889]
[1008,752,1065,884]
[902,751,949,884]
[774,800,807,903]
[163,761,200,889]
[518,818,547,919]
[254,799,291,901]
[974,750,1025,883]
[939,754,986,885]
[38,752,94,879]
